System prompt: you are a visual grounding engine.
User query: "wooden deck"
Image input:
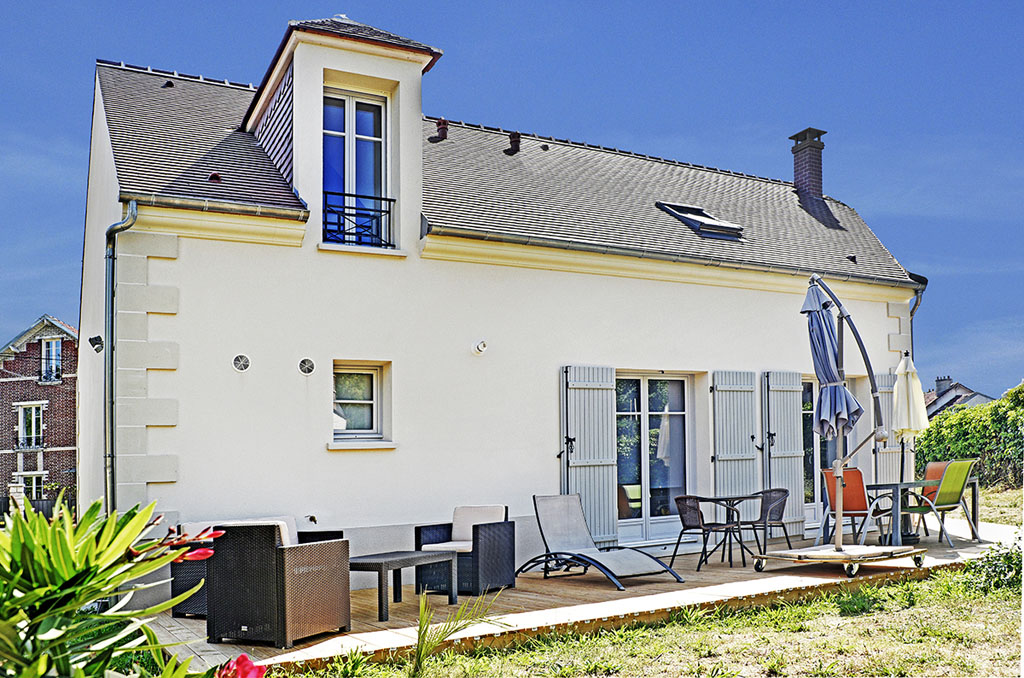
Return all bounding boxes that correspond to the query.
[151,519,1012,672]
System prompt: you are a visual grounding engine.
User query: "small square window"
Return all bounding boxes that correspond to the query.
[333,366,382,439]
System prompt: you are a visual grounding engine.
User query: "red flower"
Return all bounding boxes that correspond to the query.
[216,653,266,678]
[182,548,214,561]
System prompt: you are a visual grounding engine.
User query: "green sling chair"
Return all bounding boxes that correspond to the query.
[903,459,979,547]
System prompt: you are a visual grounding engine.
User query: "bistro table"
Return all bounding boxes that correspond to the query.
[349,550,457,622]
[865,477,981,547]
[695,494,759,567]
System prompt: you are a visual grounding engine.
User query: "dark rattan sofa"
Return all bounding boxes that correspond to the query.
[415,505,515,596]
[201,521,349,649]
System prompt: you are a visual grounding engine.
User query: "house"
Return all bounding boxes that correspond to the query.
[0,315,79,505]
[77,16,926,584]
[924,376,995,419]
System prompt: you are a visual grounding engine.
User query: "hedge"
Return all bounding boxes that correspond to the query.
[915,381,1024,487]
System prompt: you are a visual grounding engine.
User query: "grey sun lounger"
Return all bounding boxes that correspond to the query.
[515,494,684,590]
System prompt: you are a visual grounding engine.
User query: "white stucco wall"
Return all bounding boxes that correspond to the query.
[77,77,122,514]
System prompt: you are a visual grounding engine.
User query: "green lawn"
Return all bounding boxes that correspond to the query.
[979,487,1023,526]
[276,567,1021,678]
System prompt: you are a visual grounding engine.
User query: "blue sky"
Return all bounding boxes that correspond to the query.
[1,2,1021,397]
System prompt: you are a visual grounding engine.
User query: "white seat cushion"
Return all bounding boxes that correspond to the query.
[421,541,474,553]
[451,505,506,542]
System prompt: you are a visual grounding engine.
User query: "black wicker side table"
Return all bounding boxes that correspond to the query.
[349,550,457,621]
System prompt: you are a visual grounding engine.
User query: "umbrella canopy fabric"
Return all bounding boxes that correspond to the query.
[892,354,929,443]
[800,285,864,440]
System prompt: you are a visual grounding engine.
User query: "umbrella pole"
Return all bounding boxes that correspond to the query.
[834,314,846,551]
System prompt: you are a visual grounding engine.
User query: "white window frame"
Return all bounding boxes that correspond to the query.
[15,472,47,500]
[16,402,45,448]
[333,365,383,440]
[614,373,693,543]
[41,338,61,381]
[323,89,388,197]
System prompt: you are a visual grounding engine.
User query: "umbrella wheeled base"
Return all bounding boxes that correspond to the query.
[753,544,926,578]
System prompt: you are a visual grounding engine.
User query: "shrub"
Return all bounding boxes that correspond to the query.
[962,536,1022,593]
[915,382,1024,487]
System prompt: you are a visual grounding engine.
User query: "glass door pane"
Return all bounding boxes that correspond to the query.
[647,379,685,518]
[615,379,642,520]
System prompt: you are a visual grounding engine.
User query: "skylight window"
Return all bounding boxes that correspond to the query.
[656,202,744,241]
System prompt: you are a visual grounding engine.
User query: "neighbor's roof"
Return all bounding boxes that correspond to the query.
[1,315,78,359]
[421,119,915,286]
[96,62,306,213]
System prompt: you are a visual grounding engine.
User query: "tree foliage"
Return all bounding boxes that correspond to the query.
[916,381,1024,487]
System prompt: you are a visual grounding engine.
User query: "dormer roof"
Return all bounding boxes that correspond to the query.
[290,16,442,63]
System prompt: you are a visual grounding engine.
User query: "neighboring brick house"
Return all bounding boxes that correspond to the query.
[924,376,995,419]
[0,315,78,504]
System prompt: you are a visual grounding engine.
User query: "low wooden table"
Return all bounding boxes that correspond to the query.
[349,550,457,621]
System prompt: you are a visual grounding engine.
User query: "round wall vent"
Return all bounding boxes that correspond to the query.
[298,358,315,375]
[232,354,251,372]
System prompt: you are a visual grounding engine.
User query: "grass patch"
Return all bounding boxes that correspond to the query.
[278,551,1021,678]
[979,486,1022,526]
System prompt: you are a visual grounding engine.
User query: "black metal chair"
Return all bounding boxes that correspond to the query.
[206,523,350,649]
[669,495,744,571]
[740,488,792,554]
[415,505,516,596]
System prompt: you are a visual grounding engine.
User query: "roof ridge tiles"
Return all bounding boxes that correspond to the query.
[423,115,799,189]
[95,59,255,91]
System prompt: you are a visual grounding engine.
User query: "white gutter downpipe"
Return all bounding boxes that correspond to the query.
[103,200,137,516]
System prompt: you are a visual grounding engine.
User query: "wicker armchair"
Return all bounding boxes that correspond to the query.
[740,488,792,553]
[206,523,350,648]
[171,518,345,618]
[415,505,515,596]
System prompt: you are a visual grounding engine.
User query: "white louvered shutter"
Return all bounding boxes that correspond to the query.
[762,371,806,534]
[563,365,618,547]
[713,371,760,522]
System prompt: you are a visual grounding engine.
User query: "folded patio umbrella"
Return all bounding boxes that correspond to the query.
[892,353,929,481]
[800,285,864,440]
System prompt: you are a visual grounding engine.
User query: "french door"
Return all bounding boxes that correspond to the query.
[615,376,689,543]
[802,380,837,528]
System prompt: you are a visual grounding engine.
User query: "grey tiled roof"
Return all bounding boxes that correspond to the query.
[291,16,442,58]
[96,62,305,211]
[421,119,914,286]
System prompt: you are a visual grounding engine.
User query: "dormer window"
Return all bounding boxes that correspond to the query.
[656,202,744,241]
[40,339,61,382]
[323,91,395,248]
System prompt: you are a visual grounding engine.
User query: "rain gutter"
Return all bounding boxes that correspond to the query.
[906,271,929,359]
[104,200,137,516]
[425,224,925,291]
[119,191,309,222]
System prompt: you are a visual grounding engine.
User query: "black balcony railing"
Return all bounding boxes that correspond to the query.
[39,358,62,382]
[15,435,44,450]
[323,192,396,248]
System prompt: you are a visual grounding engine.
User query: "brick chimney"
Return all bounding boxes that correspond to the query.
[935,376,952,396]
[790,127,827,197]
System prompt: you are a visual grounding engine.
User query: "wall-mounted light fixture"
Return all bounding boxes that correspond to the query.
[88,336,104,353]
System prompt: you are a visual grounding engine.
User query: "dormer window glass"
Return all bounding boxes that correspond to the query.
[40,339,61,382]
[656,202,744,241]
[323,92,394,248]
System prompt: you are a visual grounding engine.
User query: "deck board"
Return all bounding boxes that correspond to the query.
[153,519,1010,672]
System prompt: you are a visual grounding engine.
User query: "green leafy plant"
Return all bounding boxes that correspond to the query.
[0,495,219,677]
[334,649,370,678]
[406,592,499,678]
[916,381,1024,487]
[962,535,1022,593]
